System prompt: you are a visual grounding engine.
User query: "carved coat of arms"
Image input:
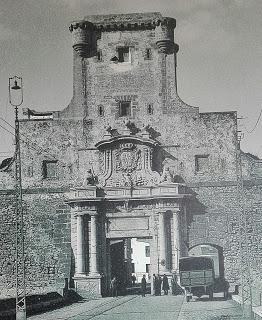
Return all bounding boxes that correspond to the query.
[119,143,141,173]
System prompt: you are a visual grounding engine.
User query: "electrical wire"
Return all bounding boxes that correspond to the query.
[0,122,15,137]
[245,109,262,133]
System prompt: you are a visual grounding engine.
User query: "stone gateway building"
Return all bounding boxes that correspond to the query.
[1,12,262,299]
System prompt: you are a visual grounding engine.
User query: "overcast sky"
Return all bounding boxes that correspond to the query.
[0,0,261,159]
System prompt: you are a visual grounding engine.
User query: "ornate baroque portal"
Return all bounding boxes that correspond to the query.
[66,127,191,297]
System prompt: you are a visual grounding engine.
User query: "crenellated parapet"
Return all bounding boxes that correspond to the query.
[82,12,175,31]
[69,12,178,57]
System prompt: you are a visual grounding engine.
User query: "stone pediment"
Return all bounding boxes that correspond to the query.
[95,134,161,188]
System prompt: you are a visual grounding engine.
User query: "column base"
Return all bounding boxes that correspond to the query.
[172,269,179,274]
[74,274,101,299]
[74,272,88,278]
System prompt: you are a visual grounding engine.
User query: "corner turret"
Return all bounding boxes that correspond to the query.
[155,18,179,54]
[69,21,96,58]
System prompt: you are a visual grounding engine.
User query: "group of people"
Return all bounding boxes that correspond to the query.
[141,273,179,297]
[110,273,179,298]
[153,274,170,296]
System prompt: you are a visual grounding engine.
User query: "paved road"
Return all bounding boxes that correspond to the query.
[28,294,249,320]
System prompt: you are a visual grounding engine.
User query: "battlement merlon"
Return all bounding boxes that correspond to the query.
[69,12,176,32]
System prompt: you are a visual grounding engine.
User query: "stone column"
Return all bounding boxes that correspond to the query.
[173,210,181,273]
[90,214,99,275]
[158,211,168,273]
[76,214,86,275]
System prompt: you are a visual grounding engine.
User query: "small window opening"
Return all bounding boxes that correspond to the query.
[195,155,209,173]
[147,104,153,115]
[145,48,152,60]
[27,166,33,177]
[145,246,150,257]
[97,50,102,61]
[118,47,130,63]
[119,101,131,117]
[43,160,58,178]
[98,105,104,117]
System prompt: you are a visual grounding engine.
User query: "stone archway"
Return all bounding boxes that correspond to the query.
[189,243,225,280]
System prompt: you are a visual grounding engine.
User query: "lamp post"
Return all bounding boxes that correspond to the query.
[9,76,26,320]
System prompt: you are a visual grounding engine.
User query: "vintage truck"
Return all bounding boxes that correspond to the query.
[179,256,215,302]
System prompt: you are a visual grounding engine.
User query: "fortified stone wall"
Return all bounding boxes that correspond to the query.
[0,189,71,298]
[188,181,262,292]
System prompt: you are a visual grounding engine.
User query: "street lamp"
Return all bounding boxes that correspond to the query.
[9,76,26,320]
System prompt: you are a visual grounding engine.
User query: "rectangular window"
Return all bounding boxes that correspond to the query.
[43,160,58,178]
[119,101,131,117]
[145,245,150,257]
[146,264,150,273]
[118,47,130,63]
[145,48,152,60]
[195,155,209,173]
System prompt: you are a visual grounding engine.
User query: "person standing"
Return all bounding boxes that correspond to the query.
[155,275,162,296]
[141,274,147,297]
[131,274,136,286]
[162,274,170,295]
[171,273,178,295]
[110,276,118,297]
[152,274,156,295]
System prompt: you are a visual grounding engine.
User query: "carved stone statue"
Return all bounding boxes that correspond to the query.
[83,169,96,186]
[160,166,173,183]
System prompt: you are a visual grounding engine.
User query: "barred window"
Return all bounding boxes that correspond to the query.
[43,160,58,178]
[119,101,131,117]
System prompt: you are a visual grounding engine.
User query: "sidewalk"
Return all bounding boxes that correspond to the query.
[232,294,262,320]
[28,295,137,320]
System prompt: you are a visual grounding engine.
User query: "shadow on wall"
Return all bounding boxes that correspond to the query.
[186,186,207,222]
[69,247,75,289]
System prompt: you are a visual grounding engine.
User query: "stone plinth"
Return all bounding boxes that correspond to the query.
[74,274,101,298]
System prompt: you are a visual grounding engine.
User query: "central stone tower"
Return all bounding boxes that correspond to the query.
[61,12,195,122]
[63,12,196,297]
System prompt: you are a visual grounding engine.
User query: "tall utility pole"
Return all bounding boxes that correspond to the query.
[236,129,253,320]
[9,76,27,320]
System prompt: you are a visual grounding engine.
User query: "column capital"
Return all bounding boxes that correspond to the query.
[73,210,98,217]
[153,209,167,215]
[87,210,98,216]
